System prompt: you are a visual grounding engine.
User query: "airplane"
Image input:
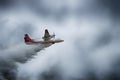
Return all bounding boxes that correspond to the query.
[24,29,64,45]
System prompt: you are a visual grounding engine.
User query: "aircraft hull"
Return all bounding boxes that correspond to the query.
[25,39,64,45]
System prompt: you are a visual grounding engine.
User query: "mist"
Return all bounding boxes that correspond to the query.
[0,0,120,80]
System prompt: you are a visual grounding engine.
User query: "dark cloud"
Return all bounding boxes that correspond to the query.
[39,66,62,80]
[96,0,120,19]
[0,0,16,9]
[0,59,17,80]
[100,0,120,13]
[25,0,69,21]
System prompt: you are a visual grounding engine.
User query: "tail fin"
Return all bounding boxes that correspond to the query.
[44,29,50,37]
[42,29,51,41]
[24,34,34,42]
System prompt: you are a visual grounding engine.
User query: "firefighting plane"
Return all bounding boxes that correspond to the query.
[24,29,64,45]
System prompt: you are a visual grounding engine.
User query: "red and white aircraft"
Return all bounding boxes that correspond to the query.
[24,29,64,45]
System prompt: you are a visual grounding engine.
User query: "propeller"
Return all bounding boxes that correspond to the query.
[53,32,55,38]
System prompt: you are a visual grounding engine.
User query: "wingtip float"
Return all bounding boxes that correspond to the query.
[24,29,64,45]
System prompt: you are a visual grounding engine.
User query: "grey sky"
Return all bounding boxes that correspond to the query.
[0,0,120,80]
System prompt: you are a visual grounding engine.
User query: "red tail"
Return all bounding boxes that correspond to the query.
[44,29,50,37]
[24,34,34,42]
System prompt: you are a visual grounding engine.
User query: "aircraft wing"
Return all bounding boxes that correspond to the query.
[25,40,64,45]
